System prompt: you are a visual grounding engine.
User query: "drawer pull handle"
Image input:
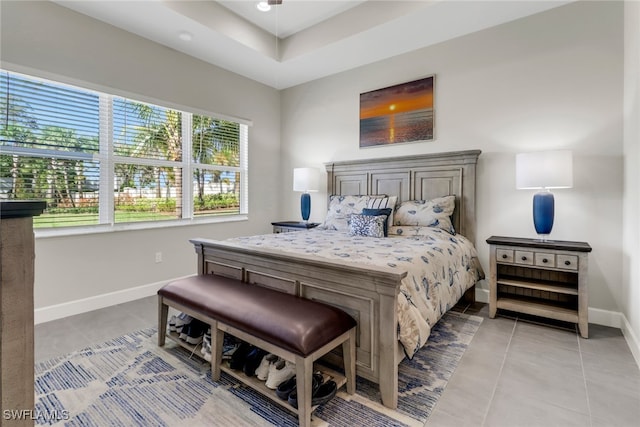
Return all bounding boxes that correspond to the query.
[502,254,508,259]
[521,256,527,261]
[542,258,549,263]
[565,260,571,266]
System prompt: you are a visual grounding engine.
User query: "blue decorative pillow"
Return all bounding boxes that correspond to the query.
[393,196,456,235]
[362,208,392,237]
[348,214,386,238]
[366,195,397,229]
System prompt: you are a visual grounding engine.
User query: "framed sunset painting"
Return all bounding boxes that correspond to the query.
[359,76,434,147]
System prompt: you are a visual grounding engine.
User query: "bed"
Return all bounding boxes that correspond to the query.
[189,149,483,409]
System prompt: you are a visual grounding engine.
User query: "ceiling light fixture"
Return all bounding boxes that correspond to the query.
[256,2,271,12]
[257,0,282,12]
[178,31,193,42]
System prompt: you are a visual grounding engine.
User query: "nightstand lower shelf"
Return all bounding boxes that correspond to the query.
[497,277,579,295]
[496,296,579,324]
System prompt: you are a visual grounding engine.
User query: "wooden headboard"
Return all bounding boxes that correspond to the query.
[325,150,481,244]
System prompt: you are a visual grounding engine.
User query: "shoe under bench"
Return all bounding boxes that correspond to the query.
[157,274,357,427]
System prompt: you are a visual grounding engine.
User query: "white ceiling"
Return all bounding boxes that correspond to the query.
[218,0,369,38]
[53,0,574,90]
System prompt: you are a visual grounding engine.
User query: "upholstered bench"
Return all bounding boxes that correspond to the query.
[157,274,357,427]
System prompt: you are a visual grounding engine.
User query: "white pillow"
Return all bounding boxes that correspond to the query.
[393,196,456,234]
[322,195,372,231]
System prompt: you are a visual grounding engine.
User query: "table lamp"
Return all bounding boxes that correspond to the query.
[293,167,319,222]
[516,150,573,241]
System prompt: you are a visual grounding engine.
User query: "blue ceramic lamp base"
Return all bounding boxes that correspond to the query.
[533,191,554,241]
[300,193,311,222]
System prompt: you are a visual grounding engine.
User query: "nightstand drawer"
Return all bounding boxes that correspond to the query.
[496,249,513,263]
[557,254,579,270]
[535,252,556,268]
[514,250,534,265]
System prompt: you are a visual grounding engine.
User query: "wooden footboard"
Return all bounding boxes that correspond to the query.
[190,237,407,409]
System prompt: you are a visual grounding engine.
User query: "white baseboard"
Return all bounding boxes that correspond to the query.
[34,275,193,325]
[589,307,640,368]
[588,306,622,329]
[476,288,489,303]
[475,288,639,367]
[621,314,640,368]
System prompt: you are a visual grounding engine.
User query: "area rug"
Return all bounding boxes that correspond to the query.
[34,311,482,426]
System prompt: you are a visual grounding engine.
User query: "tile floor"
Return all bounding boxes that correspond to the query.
[35,298,640,427]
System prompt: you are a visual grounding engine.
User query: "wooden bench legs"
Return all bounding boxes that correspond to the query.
[292,330,356,427]
[343,328,356,395]
[157,298,168,347]
[158,296,356,427]
[209,322,224,382]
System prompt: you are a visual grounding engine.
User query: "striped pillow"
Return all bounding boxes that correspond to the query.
[366,195,397,229]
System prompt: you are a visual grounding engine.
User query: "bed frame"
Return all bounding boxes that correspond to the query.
[189,149,481,409]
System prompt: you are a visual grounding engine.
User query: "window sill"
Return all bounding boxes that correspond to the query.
[34,214,249,239]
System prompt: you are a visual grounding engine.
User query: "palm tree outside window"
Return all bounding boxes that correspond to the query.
[0,70,249,229]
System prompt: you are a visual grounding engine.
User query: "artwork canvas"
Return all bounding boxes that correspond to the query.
[360,76,434,147]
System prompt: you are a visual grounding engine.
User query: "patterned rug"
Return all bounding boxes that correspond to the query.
[34,311,482,426]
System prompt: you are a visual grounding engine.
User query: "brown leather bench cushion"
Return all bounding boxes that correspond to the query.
[158,275,357,357]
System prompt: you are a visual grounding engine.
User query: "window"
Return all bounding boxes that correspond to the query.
[0,70,248,229]
[192,114,243,218]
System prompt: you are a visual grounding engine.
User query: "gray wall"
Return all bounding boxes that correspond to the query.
[1,1,282,312]
[280,1,625,319]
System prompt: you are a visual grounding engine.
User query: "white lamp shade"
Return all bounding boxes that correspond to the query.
[516,150,573,190]
[293,167,319,192]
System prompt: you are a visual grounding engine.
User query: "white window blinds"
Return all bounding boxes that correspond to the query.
[1,70,248,229]
[0,71,101,227]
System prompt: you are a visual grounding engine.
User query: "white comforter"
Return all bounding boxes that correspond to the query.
[228,227,484,358]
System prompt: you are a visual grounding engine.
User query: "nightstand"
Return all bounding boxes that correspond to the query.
[486,236,592,338]
[271,221,320,233]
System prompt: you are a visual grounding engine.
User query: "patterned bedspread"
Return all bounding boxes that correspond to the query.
[228,227,484,359]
